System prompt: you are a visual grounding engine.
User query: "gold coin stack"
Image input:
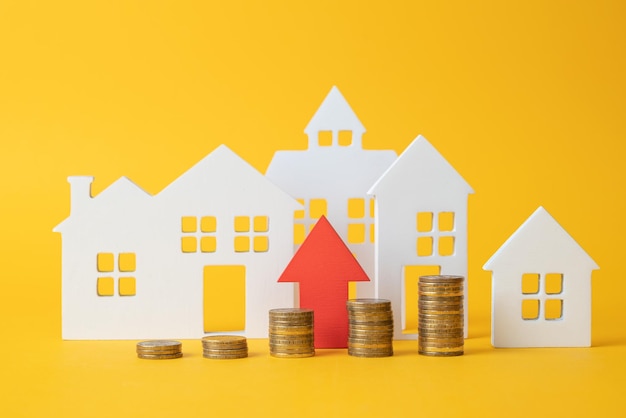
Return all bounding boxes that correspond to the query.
[136,340,183,359]
[268,308,315,358]
[347,299,394,358]
[202,335,248,359]
[418,275,464,357]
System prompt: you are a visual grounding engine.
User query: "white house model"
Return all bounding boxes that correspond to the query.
[266,86,397,298]
[483,206,599,347]
[54,145,299,340]
[368,135,474,340]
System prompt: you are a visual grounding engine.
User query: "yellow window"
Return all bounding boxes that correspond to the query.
[318,131,332,146]
[417,212,433,232]
[348,224,365,244]
[522,299,540,320]
[234,236,250,252]
[97,253,114,273]
[309,199,327,219]
[253,236,269,252]
[234,216,250,232]
[521,273,540,294]
[201,236,217,253]
[545,299,563,320]
[294,224,306,245]
[438,236,455,256]
[545,273,563,294]
[338,130,352,146]
[254,216,269,232]
[97,277,114,296]
[348,198,365,218]
[118,277,136,296]
[201,216,216,233]
[181,236,197,253]
[181,216,197,233]
[438,212,455,232]
[417,237,433,257]
[118,252,136,272]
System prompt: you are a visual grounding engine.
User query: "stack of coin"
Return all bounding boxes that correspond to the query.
[202,335,248,359]
[136,340,182,359]
[418,275,464,357]
[346,299,393,358]
[268,308,315,358]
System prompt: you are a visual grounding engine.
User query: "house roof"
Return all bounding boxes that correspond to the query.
[368,135,474,198]
[304,86,366,136]
[483,206,599,272]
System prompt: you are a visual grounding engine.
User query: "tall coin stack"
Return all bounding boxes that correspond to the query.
[136,340,183,360]
[346,299,394,358]
[202,335,248,359]
[418,275,464,357]
[268,308,315,358]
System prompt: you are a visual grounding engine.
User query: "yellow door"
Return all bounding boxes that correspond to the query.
[203,265,246,332]
[403,265,440,334]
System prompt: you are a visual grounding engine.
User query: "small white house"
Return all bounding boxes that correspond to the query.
[483,206,599,347]
[54,145,299,339]
[266,86,397,298]
[368,135,474,340]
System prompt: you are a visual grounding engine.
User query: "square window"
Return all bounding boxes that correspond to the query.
[338,130,352,146]
[294,199,305,219]
[545,299,563,320]
[318,131,333,146]
[97,277,114,296]
[438,212,455,232]
[234,236,250,252]
[97,253,114,273]
[118,253,136,272]
[417,236,433,257]
[201,236,217,253]
[417,212,433,232]
[253,236,269,252]
[309,199,327,219]
[181,236,198,253]
[369,224,375,243]
[545,273,563,294]
[348,223,366,244]
[254,216,269,232]
[119,277,136,296]
[348,198,365,218]
[521,273,540,294]
[438,236,455,256]
[294,224,306,245]
[201,216,217,233]
[181,216,197,233]
[234,216,250,232]
[369,198,375,218]
[522,299,540,320]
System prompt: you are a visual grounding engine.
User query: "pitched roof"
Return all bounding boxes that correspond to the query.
[304,86,365,136]
[483,206,599,272]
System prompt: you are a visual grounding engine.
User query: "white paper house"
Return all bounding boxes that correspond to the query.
[266,86,396,298]
[368,135,474,340]
[483,206,599,348]
[54,145,299,340]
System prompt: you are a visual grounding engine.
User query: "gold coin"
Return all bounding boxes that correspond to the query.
[137,352,183,360]
[418,275,464,284]
[136,340,182,351]
[203,352,248,359]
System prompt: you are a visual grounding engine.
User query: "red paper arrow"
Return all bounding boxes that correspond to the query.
[277,216,370,348]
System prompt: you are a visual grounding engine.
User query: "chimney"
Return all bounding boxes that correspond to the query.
[67,176,94,214]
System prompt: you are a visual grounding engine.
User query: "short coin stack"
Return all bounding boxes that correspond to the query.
[136,340,183,360]
[347,299,394,358]
[268,308,315,358]
[418,275,464,357]
[202,335,248,359]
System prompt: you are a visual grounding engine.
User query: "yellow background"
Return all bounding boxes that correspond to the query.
[1,1,625,416]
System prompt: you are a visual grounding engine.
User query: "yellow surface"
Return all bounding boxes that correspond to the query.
[1,1,625,416]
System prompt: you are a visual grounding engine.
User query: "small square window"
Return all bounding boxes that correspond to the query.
[254,216,269,232]
[417,237,433,257]
[545,273,563,294]
[338,130,352,146]
[521,273,540,294]
[97,253,114,273]
[118,253,136,272]
[348,198,365,219]
[369,198,375,218]
[181,216,197,233]
[369,224,375,243]
[253,236,269,252]
[181,236,197,253]
[545,299,563,320]
[118,277,136,296]
[438,236,455,256]
[438,212,455,232]
[294,199,305,219]
[234,216,250,232]
[522,299,540,320]
[201,216,217,233]
[234,236,250,252]
[309,199,327,219]
[318,131,332,146]
[294,224,306,245]
[201,236,217,253]
[417,212,433,232]
[348,224,366,244]
[97,277,114,296]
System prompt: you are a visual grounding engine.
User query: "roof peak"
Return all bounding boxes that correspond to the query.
[304,86,365,135]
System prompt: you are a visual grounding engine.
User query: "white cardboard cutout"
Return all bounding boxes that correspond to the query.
[368,135,474,340]
[266,86,397,298]
[483,206,599,348]
[54,145,299,340]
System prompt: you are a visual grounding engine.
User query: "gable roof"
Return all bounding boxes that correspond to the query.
[304,86,365,136]
[483,206,599,272]
[368,135,473,198]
